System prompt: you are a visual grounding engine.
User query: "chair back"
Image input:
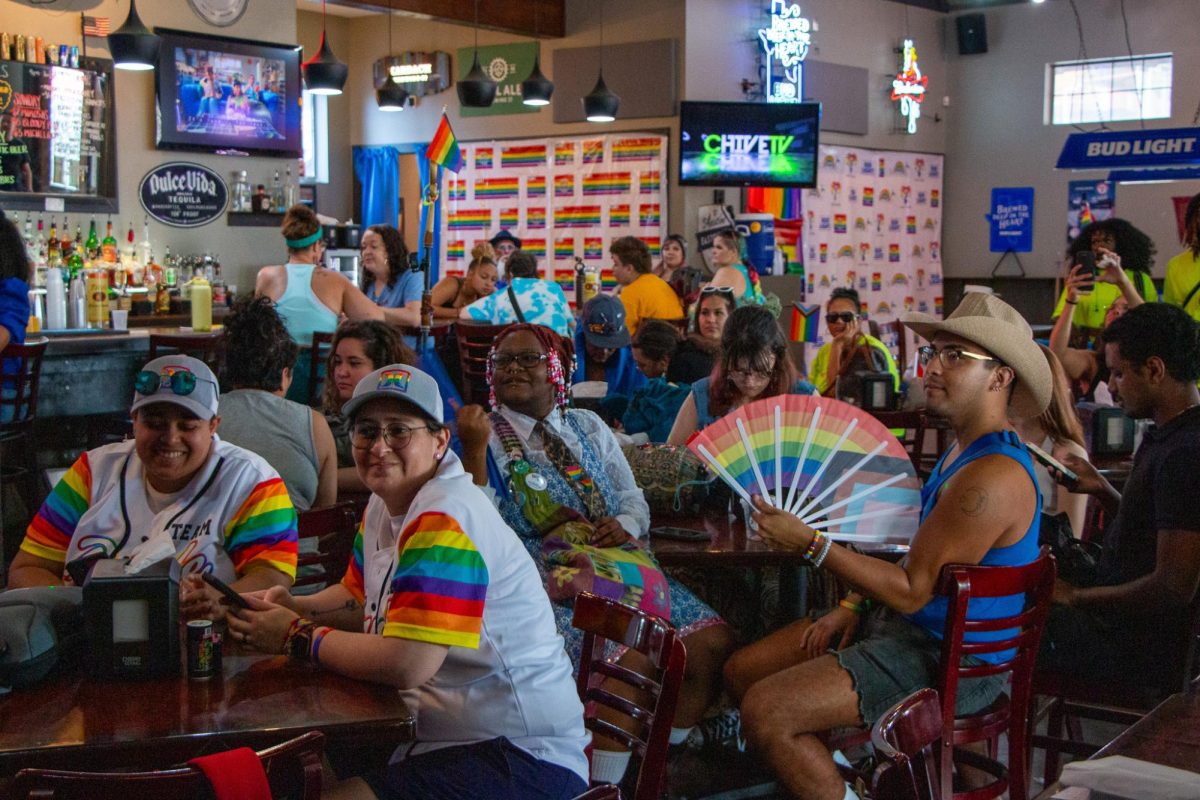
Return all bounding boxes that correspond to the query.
[10,730,324,800]
[871,688,943,800]
[147,332,225,379]
[572,593,686,800]
[308,330,336,408]
[0,338,48,425]
[455,322,508,406]
[887,319,909,370]
[295,501,360,590]
[572,787,623,800]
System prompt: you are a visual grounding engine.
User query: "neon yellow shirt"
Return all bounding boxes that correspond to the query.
[1164,249,1200,322]
[618,273,684,335]
[809,333,900,396]
[1051,269,1157,330]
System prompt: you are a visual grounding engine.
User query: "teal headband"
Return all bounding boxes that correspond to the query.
[286,227,323,249]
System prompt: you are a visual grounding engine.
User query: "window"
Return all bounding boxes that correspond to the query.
[1049,54,1172,125]
[301,90,329,183]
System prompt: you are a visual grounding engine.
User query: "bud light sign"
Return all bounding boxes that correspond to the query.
[139,162,228,228]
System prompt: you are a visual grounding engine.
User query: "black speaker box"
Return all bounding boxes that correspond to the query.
[956,13,988,55]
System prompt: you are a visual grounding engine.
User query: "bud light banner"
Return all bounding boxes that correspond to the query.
[139,162,228,227]
[1056,127,1200,170]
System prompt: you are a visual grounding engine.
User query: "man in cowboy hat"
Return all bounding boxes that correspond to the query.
[724,293,1051,800]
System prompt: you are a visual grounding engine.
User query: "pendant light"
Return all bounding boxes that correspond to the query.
[457,0,497,108]
[107,0,160,71]
[303,0,348,96]
[376,2,409,112]
[583,0,618,122]
[521,2,554,107]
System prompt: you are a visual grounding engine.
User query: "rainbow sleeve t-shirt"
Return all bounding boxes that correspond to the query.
[21,452,92,564]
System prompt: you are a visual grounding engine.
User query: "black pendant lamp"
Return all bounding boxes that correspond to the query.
[583,0,618,122]
[377,3,409,111]
[303,0,348,96]
[458,0,497,108]
[108,0,159,71]
[521,3,553,106]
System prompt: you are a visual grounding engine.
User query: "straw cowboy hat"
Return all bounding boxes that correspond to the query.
[901,292,1051,418]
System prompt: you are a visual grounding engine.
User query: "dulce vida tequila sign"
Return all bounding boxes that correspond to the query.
[139,162,228,228]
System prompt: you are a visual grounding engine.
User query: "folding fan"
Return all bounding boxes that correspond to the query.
[687,395,920,545]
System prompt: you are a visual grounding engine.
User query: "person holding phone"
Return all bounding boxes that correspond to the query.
[1051,219,1157,342]
[808,287,900,399]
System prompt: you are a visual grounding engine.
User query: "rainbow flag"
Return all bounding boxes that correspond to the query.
[447,240,466,261]
[790,303,821,343]
[527,176,546,197]
[448,208,492,230]
[555,175,575,198]
[583,172,631,196]
[474,148,493,169]
[556,273,576,297]
[609,204,630,227]
[888,244,901,263]
[601,268,617,291]
[584,238,603,259]
[906,216,917,234]
[447,181,466,201]
[862,187,874,206]
[819,244,828,262]
[475,177,520,199]
[555,237,575,260]
[930,189,940,208]
[834,214,847,233]
[500,208,519,228]
[640,171,661,194]
[612,137,661,162]
[527,207,546,229]
[582,139,604,164]
[873,272,883,289]
[426,114,464,174]
[643,236,661,257]
[523,238,547,257]
[639,204,661,227]
[502,144,546,168]
[555,143,575,166]
[555,205,601,228]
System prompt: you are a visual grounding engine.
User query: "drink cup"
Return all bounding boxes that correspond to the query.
[111,309,128,330]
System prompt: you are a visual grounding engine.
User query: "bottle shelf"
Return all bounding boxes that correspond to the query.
[227,211,285,227]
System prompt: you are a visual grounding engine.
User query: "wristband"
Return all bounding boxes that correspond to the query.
[839,598,864,614]
[285,618,317,661]
[812,535,834,568]
[802,531,825,562]
[311,626,333,666]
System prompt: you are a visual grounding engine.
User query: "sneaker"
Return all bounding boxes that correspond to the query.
[687,708,746,752]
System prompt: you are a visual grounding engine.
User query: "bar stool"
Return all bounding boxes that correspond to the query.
[1,338,49,568]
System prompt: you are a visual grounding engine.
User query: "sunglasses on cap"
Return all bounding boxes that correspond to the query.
[700,286,735,296]
[826,312,858,325]
[135,369,200,397]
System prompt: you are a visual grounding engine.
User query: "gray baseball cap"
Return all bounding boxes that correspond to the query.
[131,355,220,420]
[342,363,444,424]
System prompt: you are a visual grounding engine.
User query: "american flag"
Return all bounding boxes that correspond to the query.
[82,16,110,38]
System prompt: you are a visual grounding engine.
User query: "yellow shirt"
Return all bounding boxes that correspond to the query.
[1051,269,1157,330]
[1164,249,1200,322]
[618,273,684,335]
[808,334,900,396]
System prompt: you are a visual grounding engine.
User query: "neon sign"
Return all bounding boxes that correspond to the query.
[891,39,928,134]
[757,0,812,103]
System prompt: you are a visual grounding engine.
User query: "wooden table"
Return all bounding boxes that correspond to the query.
[1035,687,1200,799]
[0,645,414,777]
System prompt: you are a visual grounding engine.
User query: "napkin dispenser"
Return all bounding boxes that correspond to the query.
[83,557,180,679]
[1076,401,1136,456]
[858,373,897,412]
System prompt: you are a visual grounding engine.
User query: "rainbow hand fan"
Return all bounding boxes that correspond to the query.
[687,395,921,545]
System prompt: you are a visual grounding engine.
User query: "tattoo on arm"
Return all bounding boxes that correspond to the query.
[959,487,988,517]
[309,599,362,618]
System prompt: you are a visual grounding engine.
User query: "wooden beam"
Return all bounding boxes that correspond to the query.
[327,0,565,37]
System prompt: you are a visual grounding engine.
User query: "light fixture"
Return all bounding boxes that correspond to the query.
[377,1,408,111]
[458,0,497,108]
[303,0,348,96]
[107,0,159,71]
[583,0,618,122]
[521,2,554,106]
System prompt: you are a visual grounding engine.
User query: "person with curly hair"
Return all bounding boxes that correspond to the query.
[429,242,498,319]
[1165,192,1200,323]
[218,296,337,510]
[360,224,422,328]
[1052,218,1158,339]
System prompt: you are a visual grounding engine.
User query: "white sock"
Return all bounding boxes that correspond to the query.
[669,726,694,745]
[590,750,632,784]
[843,782,860,800]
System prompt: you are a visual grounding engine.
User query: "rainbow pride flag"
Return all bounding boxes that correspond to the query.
[447,240,466,261]
[906,216,917,234]
[475,177,520,199]
[426,114,464,173]
[639,204,661,227]
[643,236,661,256]
[448,208,492,230]
[555,237,576,260]
[500,208,519,228]
[888,245,901,263]
[612,137,661,162]
[601,268,617,291]
[556,273,576,297]
[527,208,546,229]
[790,303,821,343]
[502,144,546,168]
[862,187,875,206]
[447,181,466,201]
[584,238,603,259]
[930,189,940,208]
[523,238,547,257]
[834,214,847,233]
[640,171,661,194]
[555,206,601,228]
[555,143,575,166]
[474,148,493,169]
[555,175,575,198]
[527,176,546,197]
[609,204,630,227]
[583,172,631,196]
[582,139,604,164]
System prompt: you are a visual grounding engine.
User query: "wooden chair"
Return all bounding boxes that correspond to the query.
[572,787,622,800]
[307,330,336,409]
[147,331,225,377]
[9,730,324,799]
[295,501,360,591]
[0,338,49,567]
[868,410,952,479]
[455,322,508,406]
[572,593,687,800]
[872,688,943,800]
[887,318,910,370]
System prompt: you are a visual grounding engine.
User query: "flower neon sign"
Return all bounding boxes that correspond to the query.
[757,0,812,103]
[891,39,928,134]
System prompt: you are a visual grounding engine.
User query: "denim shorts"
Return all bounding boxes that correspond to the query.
[835,611,1010,725]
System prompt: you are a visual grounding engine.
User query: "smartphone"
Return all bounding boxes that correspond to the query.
[1074,250,1098,278]
[1026,442,1078,486]
[202,572,251,610]
[649,526,710,543]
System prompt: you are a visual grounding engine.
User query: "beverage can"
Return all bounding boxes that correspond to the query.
[34,37,44,64]
[1,33,11,61]
[187,619,216,679]
[69,46,79,68]
[85,268,108,326]
[14,35,27,62]
[58,44,68,67]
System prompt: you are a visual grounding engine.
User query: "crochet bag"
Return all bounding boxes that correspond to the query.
[622,443,714,515]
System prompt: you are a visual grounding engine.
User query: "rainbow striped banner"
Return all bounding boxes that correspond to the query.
[601,267,617,291]
[888,244,901,263]
[906,216,917,234]
[931,190,940,207]
[639,171,661,194]
[584,238,603,259]
[475,177,520,199]
[556,272,576,298]
[502,144,547,168]
[447,181,466,201]
[582,172,631,196]
[639,204,661,227]
[447,240,466,261]
[500,208,519,228]
[555,143,575,166]
[582,139,604,164]
[609,204,630,227]
[834,214,847,233]
[862,187,875,206]
[527,207,546,229]
[527,176,546,197]
[555,237,575,260]
[555,205,602,228]
[523,238,547,257]
[643,236,661,257]
[612,137,661,162]
[554,175,575,198]
[474,148,493,170]
[448,208,492,230]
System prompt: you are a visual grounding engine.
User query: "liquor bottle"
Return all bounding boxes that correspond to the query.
[144,246,162,289]
[140,216,152,267]
[101,218,118,264]
[163,245,177,288]
[123,221,140,287]
[47,218,61,268]
[67,233,84,280]
[155,280,171,315]
[34,217,47,281]
[271,170,283,213]
[85,217,100,261]
[86,263,109,328]
[284,165,297,209]
[22,213,33,255]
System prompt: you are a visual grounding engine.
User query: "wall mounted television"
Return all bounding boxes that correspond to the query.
[155,30,302,158]
[679,101,820,188]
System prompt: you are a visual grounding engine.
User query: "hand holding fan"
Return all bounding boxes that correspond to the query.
[686,395,920,545]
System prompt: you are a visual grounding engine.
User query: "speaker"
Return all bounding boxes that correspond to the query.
[956,13,988,55]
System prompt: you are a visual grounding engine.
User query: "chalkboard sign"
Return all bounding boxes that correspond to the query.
[0,57,117,212]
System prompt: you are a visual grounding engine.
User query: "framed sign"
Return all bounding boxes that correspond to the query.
[457,42,539,117]
[989,187,1034,253]
[139,162,228,227]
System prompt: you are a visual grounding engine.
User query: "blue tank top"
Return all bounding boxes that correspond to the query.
[904,429,1041,664]
[275,263,338,347]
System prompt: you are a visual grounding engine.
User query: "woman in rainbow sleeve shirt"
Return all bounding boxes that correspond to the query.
[228,364,589,800]
[9,356,298,619]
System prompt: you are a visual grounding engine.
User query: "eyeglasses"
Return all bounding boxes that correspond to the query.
[350,421,434,450]
[135,369,198,397]
[917,345,998,369]
[489,352,548,370]
[700,286,735,296]
[826,312,857,325]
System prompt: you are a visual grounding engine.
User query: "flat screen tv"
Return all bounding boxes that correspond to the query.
[679,101,820,188]
[155,30,302,158]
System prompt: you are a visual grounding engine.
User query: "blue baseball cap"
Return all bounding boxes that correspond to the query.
[580,294,631,349]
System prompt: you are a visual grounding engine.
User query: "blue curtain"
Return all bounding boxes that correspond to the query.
[352,146,400,228]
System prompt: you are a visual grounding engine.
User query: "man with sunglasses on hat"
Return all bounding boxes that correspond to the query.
[11,356,298,619]
[724,293,1051,800]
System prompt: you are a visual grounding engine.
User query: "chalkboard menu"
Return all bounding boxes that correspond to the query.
[0,57,117,212]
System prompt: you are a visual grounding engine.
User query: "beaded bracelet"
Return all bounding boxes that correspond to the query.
[311,626,333,666]
[812,535,834,568]
[839,598,865,614]
[803,531,826,561]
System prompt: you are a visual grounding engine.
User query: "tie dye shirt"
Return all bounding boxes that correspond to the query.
[22,437,298,583]
[462,277,575,338]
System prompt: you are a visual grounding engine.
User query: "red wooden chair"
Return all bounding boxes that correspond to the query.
[572,593,687,800]
[9,730,324,799]
[0,338,49,566]
[295,501,360,591]
[307,330,336,409]
[455,322,508,406]
[872,687,943,800]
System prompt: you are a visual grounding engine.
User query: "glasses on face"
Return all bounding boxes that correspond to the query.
[917,345,998,370]
[135,369,198,397]
[350,421,432,450]
[700,286,735,296]
[730,361,775,381]
[489,351,548,370]
[826,312,857,325]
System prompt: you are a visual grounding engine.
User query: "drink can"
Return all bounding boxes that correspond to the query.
[58,44,69,67]
[34,37,44,64]
[69,46,79,69]
[14,35,26,62]
[187,619,216,679]
[1,33,11,61]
